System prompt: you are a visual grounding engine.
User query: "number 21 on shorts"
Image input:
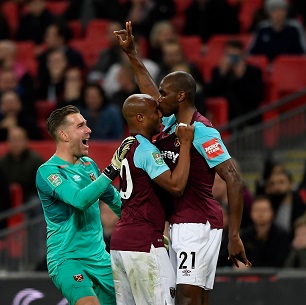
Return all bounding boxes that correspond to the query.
[178,251,196,275]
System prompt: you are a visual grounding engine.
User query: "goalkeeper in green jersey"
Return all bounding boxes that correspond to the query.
[36,105,134,305]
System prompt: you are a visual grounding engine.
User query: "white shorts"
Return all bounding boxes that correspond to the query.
[168,222,222,290]
[110,245,176,305]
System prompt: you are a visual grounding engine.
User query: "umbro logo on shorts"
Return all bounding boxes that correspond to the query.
[73,274,84,282]
[182,269,191,276]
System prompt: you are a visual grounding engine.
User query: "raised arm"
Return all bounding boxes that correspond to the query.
[215,159,251,267]
[114,21,160,100]
[154,124,194,197]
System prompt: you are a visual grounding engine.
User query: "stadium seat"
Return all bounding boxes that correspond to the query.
[270,56,306,99]
[205,97,228,128]
[179,35,202,63]
[1,1,19,38]
[35,101,56,138]
[7,183,25,259]
[85,19,110,41]
[68,20,84,39]
[238,0,263,33]
[46,1,69,16]
[173,0,193,14]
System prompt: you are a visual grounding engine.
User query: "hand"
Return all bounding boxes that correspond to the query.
[228,235,252,268]
[111,136,135,169]
[113,21,137,55]
[175,123,194,145]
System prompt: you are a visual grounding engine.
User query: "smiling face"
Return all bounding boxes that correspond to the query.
[61,113,92,160]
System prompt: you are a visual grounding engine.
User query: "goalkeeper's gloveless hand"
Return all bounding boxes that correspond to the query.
[102,136,135,181]
[111,136,135,169]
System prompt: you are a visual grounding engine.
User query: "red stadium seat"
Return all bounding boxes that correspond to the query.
[68,20,84,39]
[179,35,202,63]
[85,19,110,41]
[35,101,56,122]
[46,1,69,16]
[1,1,19,38]
[173,0,193,14]
[270,56,306,99]
[205,97,229,128]
[238,0,263,33]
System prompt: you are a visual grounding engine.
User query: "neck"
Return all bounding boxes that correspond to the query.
[129,128,152,141]
[175,104,197,124]
[55,146,79,164]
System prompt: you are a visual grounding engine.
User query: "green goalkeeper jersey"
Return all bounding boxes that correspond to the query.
[36,155,122,277]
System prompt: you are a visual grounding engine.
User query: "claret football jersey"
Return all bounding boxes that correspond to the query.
[155,111,230,229]
[110,134,170,252]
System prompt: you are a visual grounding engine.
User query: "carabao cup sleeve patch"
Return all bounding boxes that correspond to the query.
[47,174,63,187]
[202,138,224,160]
[152,152,164,165]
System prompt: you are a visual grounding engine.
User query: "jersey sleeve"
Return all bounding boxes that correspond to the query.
[99,184,122,218]
[192,121,231,168]
[162,114,176,130]
[134,142,170,179]
[36,163,112,211]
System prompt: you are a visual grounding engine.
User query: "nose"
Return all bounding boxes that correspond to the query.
[87,126,92,134]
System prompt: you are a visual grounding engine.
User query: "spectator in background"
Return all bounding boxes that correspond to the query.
[248,0,306,62]
[265,169,306,238]
[16,0,55,45]
[0,167,11,231]
[89,21,123,83]
[212,172,253,229]
[0,68,35,113]
[285,213,306,268]
[0,91,42,141]
[57,66,84,109]
[37,49,67,102]
[291,0,306,28]
[0,127,44,203]
[206,40,264,124]
[0,4,10,40]
[148,20,178,63]
[103,49,159,99]
[37,21,85,82]
[63,0,122,27]
[78,83,123,140]
[120,0,175,38]
[184,0,241,47]
[240,195,290,267]
[100,202,119,253]
[156,40,206,115]
[111,63,140,111]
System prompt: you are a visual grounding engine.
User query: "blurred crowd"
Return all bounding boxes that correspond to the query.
[0,0,306,270]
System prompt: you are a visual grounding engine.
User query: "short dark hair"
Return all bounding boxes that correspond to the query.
[46,105,80,140]
[165,71,196,102]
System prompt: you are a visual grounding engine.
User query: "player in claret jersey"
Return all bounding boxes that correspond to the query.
[114,21,251,305]
[110,94,194,305]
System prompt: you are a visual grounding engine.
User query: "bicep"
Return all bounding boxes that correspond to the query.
[215,159,242,184]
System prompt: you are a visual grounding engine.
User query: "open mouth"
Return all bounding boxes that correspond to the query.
[82,139,89,147]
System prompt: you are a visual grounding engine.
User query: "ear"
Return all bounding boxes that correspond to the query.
[58,129,69,142]
[136,113,144,123]
[177,91,186,103]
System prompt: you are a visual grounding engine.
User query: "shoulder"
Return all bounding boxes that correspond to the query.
[162,114,176,130]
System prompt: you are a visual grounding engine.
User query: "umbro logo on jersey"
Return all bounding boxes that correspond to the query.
[182,269,191,276]
[73,175,81,182]
[202,138,224,160]
[73,274,84,282]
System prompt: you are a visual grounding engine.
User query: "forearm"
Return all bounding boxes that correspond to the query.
[100,184,122,217]
[227,177,244,238]
[71,174,112,210]
[169,143,191,196]
[127,50,160,100]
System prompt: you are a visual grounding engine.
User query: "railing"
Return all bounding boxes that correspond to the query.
[217,89,306,174]
[0,199,46,272]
